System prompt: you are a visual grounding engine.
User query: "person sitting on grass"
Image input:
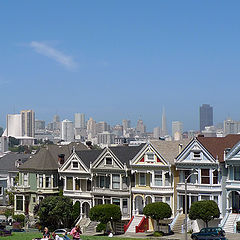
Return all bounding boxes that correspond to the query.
[43,227,50,239]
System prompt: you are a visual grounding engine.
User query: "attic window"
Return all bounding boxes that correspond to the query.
[193,151,201,159]
[72,161,79,169]
[106,157,112,165]
[146,153,154,161]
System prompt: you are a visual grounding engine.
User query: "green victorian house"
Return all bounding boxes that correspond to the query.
[13,142,87,219]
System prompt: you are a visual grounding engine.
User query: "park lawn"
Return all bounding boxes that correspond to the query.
[1,233,144,240]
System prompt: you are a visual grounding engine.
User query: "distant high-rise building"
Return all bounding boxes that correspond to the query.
[200,104,213,132]
[6,114,22,137]
[153,127,161,139]
[112,124,123,137]
[97,131,115,146]
[21,110,35,137]
[224,118,240,135]
[122,119,131,131]
[35,120,45,131]
[161,107,168,136]
[87,117,96,137]
[136,119,146,136]
[61,119,74,142]
[172,121,183,140]
[75,113,85,129]
[96,121,108,134]
[53,115,60,123]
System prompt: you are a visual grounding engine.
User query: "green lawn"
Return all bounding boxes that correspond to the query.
[1,233,145,240]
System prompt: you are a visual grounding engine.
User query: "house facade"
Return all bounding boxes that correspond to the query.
[13,143,87,218]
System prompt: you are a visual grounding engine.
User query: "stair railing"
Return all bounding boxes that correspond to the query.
[220,212,230,228]
[170,211,180,230]
[124,216,134,233]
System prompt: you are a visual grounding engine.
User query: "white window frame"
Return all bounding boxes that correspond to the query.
[112,174,120,189]
[146,153,154,162]
[23,173,28,187]
[39,174,43,188]
[193,151,201,159]
[45,175,51,188]
[105,157,113,165]
[72,161,79,169]
[154,171,162,186]
[0,186,3,195]
[139,173,146,186]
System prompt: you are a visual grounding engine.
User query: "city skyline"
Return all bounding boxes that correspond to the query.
[1,1,240,130]
[1,105,239,133]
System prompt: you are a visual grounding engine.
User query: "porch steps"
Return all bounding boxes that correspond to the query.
[125,216,144,233]
[78,217,90,233]
[85,221,99,234]
[223,214,240,233]
[172,214,185,233]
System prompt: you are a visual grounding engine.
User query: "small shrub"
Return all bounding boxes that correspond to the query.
[13,214,25,224]
[153,231,164,237]
[96,222,106,232]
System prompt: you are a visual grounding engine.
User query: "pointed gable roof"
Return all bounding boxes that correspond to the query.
[151,139,190,164]
[108,144,145,166]
[19,142,87,171]
[75,149,103,168]
[196,134,240,163]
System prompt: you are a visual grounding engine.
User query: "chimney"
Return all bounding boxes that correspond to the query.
[86,141,93,149]
[58,154,65,165]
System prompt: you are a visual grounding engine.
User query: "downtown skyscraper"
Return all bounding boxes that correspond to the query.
[200,104,213,132]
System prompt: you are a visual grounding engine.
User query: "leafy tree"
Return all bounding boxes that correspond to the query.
[143,202,172,232]
[4,209,13,220]
[72,201,80,221]
[5,190,14,205]
[89,204,121,233]
[189,200,220,227]
[37,196,74,230]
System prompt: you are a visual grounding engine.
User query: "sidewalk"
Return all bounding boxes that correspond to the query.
[120,232,240,240]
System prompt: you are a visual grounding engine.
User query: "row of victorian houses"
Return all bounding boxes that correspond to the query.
[8,134,240,233]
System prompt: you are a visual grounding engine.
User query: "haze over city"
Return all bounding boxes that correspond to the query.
[1,1,240,131]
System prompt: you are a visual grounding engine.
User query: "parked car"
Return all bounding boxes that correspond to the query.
[191,227,225,240]
[53,228,70,235]
[10,228,26,232]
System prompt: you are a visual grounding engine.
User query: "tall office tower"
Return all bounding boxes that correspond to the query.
[96,121,108,134]
[53,115,60,123]
[21,110,35,137]
[75,113,85,129]
[153,126,161,139]
[200,104,213,132]
[6,114,22,137]
[122,119,131,131]
[161,107,168,136]
[52,115,61,131]
[136,119,146,136]
[172,121,183,140]
[87,117,96,137]
[61,119,74,142]
[35,120,45,131]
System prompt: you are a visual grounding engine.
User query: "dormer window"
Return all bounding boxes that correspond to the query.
[72,161,79,169]
[106,157,112,165]
[193,151,201,159]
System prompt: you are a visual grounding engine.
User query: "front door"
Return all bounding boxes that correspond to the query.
[232,191,240,213]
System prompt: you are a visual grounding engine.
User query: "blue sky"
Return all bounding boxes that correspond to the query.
[0,1,240,131]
